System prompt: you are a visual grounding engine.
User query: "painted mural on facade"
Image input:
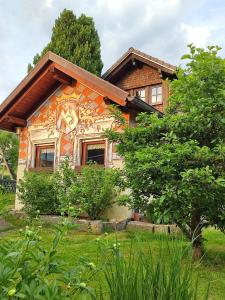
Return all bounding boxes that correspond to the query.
[18,81,125,169]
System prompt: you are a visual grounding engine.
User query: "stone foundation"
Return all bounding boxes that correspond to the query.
[127,221,181,234]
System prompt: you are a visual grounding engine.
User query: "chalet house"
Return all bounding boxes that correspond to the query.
[0,48,176,220]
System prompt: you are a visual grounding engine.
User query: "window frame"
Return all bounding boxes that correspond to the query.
[81,140,106,166]
[136,88,146,101]
[35,144,55,168]
[150,85,163,105]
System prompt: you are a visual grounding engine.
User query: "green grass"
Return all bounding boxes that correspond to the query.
[1,226,224,299]
[0,196,224,299]
[0,192,15,211]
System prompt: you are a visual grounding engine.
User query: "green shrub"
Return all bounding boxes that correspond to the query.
[0,224,96,299]
[18,161,121,220]
[18,171,59,216]
[73,164,121,220]
[53,159,79,217]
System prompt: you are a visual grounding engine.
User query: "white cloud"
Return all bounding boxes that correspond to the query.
[181,23,211,47]
[0,0,225,102]
[44,0,54,8]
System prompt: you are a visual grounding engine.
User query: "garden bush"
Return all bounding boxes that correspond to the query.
[0,224,96,299]
[18,162,121,220]
[18,171,59,216]
[53,159,79,217]
[72,164,121,220]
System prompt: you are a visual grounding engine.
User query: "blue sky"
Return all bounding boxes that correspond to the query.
[1,0,225,102]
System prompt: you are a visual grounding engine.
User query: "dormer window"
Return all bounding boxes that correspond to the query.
[151,85,162,105]
[136,88,146,101]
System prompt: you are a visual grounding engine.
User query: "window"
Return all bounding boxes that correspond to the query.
[82,141,105,165]
[136,88,146,101]
[151,85,162,104]
[35,145,55,168]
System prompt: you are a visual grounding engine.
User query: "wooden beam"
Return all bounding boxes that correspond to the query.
[4,115,27,127]
[24,81,61,119]
[0,64,54,123]
[49,66,75,85]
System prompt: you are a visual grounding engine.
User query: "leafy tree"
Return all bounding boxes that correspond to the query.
[106,45,225,259]
[28,9,103,76]
[0,130,19,179]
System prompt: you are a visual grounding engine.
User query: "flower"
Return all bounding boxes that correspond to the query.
[112,242,121,249]
[8,289,16,297]
[79,282,86,288]
[104,232,108,236]
[88,262,96,270]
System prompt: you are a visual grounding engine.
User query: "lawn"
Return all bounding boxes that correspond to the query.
[0,194,225,299]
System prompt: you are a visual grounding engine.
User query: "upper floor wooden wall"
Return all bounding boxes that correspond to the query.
[113,63,170,113]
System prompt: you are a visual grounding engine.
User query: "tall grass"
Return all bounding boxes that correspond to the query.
[97,235,209,300]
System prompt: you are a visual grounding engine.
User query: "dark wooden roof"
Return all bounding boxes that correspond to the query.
[0,51,161,132]
[102,47,176,82]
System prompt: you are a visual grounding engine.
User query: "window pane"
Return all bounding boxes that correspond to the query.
[152,88,157,96]
[87,148,105,165]
[152,95,157,104]
[157,94,162,102]
[151,85,162,104]
[40,148,54,167]
[157,86,162,94]
[137,89,145,101]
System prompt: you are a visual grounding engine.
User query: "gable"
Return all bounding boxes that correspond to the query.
[0,51,161,134]
[114,64,162,91]
[0,52,128,132]
[18,80,128,161]
[103,47,176,84]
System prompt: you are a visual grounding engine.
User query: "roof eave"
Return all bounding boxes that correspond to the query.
[126,96,163,116]
[102,48,176,80]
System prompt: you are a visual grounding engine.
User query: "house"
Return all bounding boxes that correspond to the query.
[0,49,176,220]
[103,47,176,113]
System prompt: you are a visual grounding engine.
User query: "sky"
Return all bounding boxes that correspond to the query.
[1,0,225,102]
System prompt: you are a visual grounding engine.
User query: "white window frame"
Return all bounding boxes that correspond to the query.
[151,85,162,105]
[136,88,146,101]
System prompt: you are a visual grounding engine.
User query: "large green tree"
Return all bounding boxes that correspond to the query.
[0,130,19,180]
[107,45,225,259]
[28,9,103,76]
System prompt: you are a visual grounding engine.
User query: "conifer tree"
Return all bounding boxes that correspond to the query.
[28,9,103,76]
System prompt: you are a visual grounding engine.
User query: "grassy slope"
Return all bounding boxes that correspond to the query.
[0,194,224,299]
[0,226,224,299]
[0,193,15,211]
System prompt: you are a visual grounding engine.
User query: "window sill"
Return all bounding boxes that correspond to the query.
[151,102,163,106]
[75,165,105,172]
[28,167,54,173]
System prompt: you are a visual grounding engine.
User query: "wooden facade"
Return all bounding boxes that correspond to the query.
[103,47,176,112]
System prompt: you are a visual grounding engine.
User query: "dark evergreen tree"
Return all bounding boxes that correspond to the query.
[28,9,103,76]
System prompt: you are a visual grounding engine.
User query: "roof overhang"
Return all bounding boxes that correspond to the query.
[0,52,130,131]
[102,47,176,83]
[0,51,162,132]
[127,96,163,116]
